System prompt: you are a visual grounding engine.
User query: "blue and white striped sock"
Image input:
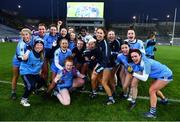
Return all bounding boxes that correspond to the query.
[150,107,156,114]
[92,90,97,94]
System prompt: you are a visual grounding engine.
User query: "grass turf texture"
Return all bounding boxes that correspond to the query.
[0,42,180,121]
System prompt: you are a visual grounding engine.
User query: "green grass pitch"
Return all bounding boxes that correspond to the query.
[0,42,180,121]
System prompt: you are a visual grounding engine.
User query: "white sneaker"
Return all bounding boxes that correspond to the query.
[20,98,30,107]
[127,97,133,102]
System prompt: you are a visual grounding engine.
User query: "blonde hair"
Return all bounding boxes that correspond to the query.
[20,28,32,35]
[88,38,96,44]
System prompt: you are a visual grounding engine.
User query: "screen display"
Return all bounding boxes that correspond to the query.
[67,2,104,18]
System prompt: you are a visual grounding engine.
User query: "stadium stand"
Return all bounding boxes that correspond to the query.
[110,22,180,45]
[0,24,20,42]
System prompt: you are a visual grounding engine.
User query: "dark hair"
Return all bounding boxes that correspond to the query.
[96,27,107,40]
[80,27,87,32]
[107,29,115,34]
[77,37,84,42]
[38,23,47,29]
[120,41,130,47]
[68,27,75,33]
[127,26,136,39]
[59,38,68,45]
[69,32,77,44]
[60,27,67,31]
[76,37,86,49]
[147,31,156,39]
[128,49,142,63]
[49,24,57,28]
[128,25,135,31]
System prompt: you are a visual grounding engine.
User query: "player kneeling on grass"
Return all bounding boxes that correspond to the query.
[129,49,173,118]
[52,56,86,105]
[20,38,46,107]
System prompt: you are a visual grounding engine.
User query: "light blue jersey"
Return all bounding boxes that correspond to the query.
[44,33,58,49]
[56,68,80,90]
[116,53,129,69]
[68,40,76,51]
[20,51,44,75]
[133,57,173,81]
[12,39,33,67]
[33,32,48,41]
[145,39,156,57]
[125,39,145,55]
[51,48,72,73]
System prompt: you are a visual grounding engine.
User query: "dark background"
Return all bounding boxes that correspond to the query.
[1,0,180,23]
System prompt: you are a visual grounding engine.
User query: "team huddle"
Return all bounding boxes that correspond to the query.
[11,21,173,118]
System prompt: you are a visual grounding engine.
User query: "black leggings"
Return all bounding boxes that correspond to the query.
[21,74,45,98]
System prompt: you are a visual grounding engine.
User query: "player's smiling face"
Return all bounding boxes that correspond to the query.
[121,44,129,55]
[38,26,46,37]
[22,32,31,43]
[60,39,68,51]
[70,32,76,40]
[50,26,57,36]
[65,61,73,71]
[88,42,96,49]
[127,30,135,41]
[107,31,115,42]
[34,43,44,53]
[77,40,84,50]
[96,29,105,41]
[68,28,74,34]
[131,52,141,64]
[60,28,67,37]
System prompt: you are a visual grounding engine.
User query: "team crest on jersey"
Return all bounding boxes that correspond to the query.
[56,53,58,57]
[21,48,23,51]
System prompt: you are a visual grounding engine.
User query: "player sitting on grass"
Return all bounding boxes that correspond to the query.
[52,56,86,105]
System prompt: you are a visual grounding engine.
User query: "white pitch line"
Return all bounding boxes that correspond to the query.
[0,80,24,86]
[80,90,180,103]
[1,80,180,103]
